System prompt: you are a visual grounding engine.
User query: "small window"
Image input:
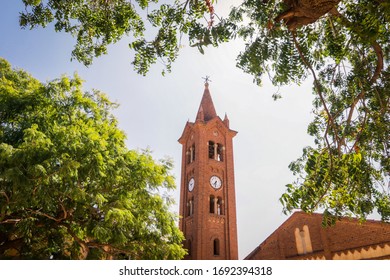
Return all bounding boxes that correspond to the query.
[187,144,195,164]
[187,198,194,216]
[210,196,215,214]
[208,141,215,159]
[191,145,195,162]
[217,197,223,215]
[213,239,220,256]
[217,144,223,161]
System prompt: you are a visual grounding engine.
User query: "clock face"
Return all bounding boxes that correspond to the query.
[210,175,222,189]
[188,177,195,192]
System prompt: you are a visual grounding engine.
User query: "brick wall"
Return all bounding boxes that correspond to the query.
[246,212,390,260]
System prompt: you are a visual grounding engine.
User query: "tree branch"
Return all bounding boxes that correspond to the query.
[27,204,68,223]
[29,209,62,222]
[312,132,334,211]
[0,219,21,224]
[292,31,342,152]
[370,42,383,84]
[350,99,368,153]
[62,223,90,259]
[0,191,10,204]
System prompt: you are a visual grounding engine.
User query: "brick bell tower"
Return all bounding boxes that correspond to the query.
[178,82,238,260]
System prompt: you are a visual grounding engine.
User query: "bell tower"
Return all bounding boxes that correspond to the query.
[178,82,238,260]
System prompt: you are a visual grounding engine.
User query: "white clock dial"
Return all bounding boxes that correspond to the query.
[188,177,195,192]
[210,175,222,189]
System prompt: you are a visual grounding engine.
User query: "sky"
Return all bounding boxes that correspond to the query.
[0,1,315,259]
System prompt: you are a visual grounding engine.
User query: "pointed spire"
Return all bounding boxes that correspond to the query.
[196,82,217,122]
[223,113,230,128]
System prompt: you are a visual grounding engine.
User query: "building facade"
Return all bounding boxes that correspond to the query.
[245,212,390,260]
[178,83,238,260]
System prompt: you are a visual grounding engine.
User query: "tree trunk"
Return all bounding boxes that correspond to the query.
[275,0,341,30]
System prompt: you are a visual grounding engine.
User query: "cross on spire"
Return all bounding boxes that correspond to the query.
[202,75,212,85]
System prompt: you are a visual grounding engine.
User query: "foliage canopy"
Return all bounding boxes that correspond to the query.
[0,58,185,259]
[18,0,390,221]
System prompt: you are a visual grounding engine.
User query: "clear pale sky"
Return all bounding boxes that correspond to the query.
[0,1,315,258]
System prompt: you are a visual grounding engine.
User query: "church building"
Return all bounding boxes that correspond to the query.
[245,211,390,260]
[178,82,390,260]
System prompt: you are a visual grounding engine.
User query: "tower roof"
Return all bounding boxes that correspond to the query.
[196,83,217,122]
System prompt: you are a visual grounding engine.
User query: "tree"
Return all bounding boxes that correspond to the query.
[17,1,390,221]
[0,58,185,259]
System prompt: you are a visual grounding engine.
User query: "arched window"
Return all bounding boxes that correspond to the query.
[208,141,215,159]
[294,225,313,255]
[209,196,215,214]
[187,198,194,217]
[217,197,223,215]
[213,239,220,256]
[187,144,195,164]
[208,141,224,161]
[191,144,195,162]
[217,144,223,161]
